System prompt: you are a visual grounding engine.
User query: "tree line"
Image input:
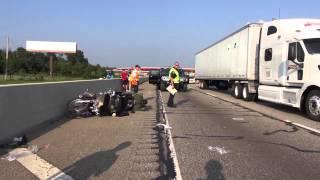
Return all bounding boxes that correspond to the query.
[0,47,108,79]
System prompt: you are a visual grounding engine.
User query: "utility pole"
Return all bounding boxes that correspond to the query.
[278,8,281,19]
[49,54,53,78]
[5,36,9,80]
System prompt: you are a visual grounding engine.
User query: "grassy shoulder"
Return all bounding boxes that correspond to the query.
[0,74,87,85]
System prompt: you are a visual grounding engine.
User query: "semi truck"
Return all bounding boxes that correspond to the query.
[195,19,320,121]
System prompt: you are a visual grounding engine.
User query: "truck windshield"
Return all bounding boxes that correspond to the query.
[303,38,320,54]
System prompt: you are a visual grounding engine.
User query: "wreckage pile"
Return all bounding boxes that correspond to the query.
[68,90,148,117]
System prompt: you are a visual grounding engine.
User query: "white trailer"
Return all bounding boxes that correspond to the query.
[196,19,320,121]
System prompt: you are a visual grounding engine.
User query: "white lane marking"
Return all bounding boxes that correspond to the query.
[283,120,320,135]
[9,148,73,180]
[192,87,320,136]
[232,117,245,121]
[159,91,183,180]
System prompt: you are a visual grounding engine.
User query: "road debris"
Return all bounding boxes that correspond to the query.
[28,145,39,154]
[155,123,172,133]
[1,155,16,162]
[1,148,33,162]
[208,146,230,155]
[232,117,245,121]
[1,144,50,162]
[9,135,28,148]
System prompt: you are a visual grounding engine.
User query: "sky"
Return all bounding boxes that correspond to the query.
[0,0,319,68]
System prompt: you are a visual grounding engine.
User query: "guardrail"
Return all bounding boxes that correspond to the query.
[0,79,122,144]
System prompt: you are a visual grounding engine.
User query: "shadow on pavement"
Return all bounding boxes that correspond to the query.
[61,141,131,179]
[143,105,153,111]
[263,126,299,136]
[185,134,244,141]
[172,136,192,139]
[205,87,309,120]
[175,99,190,106]
[249,140,320,153]
[145,96,155,101]
[198,160,225,180]
[164,111,262,118]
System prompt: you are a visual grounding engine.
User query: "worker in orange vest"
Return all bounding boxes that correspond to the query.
[129,65,140,93]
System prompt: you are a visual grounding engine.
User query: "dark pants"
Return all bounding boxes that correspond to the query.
[167,83,178,106]
[136,81,139,93]
[132,81,139,93]
[121,79,128,92]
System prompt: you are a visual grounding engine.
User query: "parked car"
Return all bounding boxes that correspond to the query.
[188,72,196,84]
[148,69,161,85]
[159,68,189,92]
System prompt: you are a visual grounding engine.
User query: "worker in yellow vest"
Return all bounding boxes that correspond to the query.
[129,65,140,93]
[167,62,180,107]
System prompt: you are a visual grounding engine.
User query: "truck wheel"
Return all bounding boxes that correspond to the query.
[242,85,255,101]
[305,90,320,121]
[232,84,243,99]
[199,81,203,89]
[200,81,208,89]
[160,83,166,91]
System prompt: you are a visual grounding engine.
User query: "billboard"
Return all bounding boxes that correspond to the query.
[26,41,77,53]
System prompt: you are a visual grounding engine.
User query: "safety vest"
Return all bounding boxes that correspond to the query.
[169,67,180,84]
[129,69,140,85]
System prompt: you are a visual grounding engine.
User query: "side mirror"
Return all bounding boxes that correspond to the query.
[292,59,302,64]
[293,59,304,67]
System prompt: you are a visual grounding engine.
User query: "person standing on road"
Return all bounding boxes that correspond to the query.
[167,62,180,107]
[121,69,129,92]
[129,65,140,93]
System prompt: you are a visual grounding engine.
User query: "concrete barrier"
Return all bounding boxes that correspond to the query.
[0,79,122,143]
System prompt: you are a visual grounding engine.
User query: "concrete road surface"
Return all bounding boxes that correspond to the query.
[1,83,320,180]
[0,83,164,180]
[161,87,320,180]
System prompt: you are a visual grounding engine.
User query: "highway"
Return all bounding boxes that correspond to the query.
[1,83,320,179]
[161,85,320,180]
[0,83,164,180]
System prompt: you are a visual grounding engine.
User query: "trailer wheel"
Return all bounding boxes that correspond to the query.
[199,81,208,89]
[305,90,320,121]
[242,85,255,101]
[232,84,243,99]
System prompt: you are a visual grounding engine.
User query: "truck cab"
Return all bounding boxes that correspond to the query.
[258,19,320,120]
